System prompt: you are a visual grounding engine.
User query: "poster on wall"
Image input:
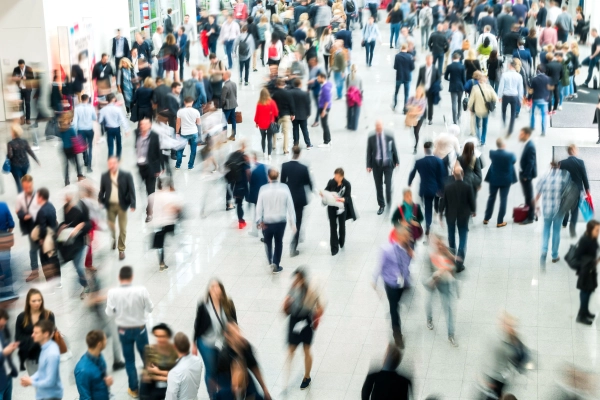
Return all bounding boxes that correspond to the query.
[68,20,95,103]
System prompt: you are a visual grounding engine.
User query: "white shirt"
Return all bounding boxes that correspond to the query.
[152,32,164,57]
[151,190,184,228]
[177,107,201,135]
[256,182,296,228]
[105,284,154,327]
[433,133,460,159]
[165,354,203,400]
[547,5,561,25]
[16,191,41,222]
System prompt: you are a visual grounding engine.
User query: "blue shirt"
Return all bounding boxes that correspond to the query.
[374,242,412,288]
[498,70,523,98]
[73,103,97,131]
[31,340,63,400]
[0,202,15,232]
[98,103,128,130]
[75,352,110,400]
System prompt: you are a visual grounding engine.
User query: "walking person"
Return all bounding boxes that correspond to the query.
[165,333,203,400]
[105,266,154,399]
[373,225,412,349]
[57,112,84,186]
[174,27,188,81]
[392,44,415,113]
[498,60,524,136]
[254,88,279,160]
[224,143,250,229]
[444,52,467,124]
[316,72,332,147]
[361,345,412,399]
[74,330,115,400]
[362,16,381,67]
[175,97,201,170]
[559,144,589,238]
[12,60,34,124]
[405,86,427,154]
[484,138,518,228]
[220,13,241,70]
[573,220,599,325]
[99,93,129,159]
[0,309,18,399]
[221,71,238,141]
[416,54,442,126]
[388,3,404,48]
[467,74,498,146]
[346,64,363,131]
[428,24,449,76]
[151,177,184,271]
[73,94,96,173]
[283,268,324,391]
[580,28,600,89]
[0,202,15,302]
[281,146,313,257]
[256,168,296,273]
[31,188,61,284]
[246,154,270,239]
[330,42,347,100]
[6,124,40,193]
[139,323,178,400]
[487,50,502,93]
[271,78,295,154]
[208,54,227,109]
[289,79,312,148]
[234,25,255,86]
[529,64,552,136]
[366,120,400,215]
[518,127,537,225]
[323,168,357,256]
[16,175,42,282]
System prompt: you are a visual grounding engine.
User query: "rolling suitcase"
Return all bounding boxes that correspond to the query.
[513,204,530,223]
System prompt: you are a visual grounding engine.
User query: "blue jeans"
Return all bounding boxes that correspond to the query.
[222,108,236,137]
[426,280,455,337]
[176,134,198,168]
[106,127,122,159]
[583,55,599,84]
[433,53,444,76]
[475,116,488,145]
[484,185,510,224]
[530,100,547,135]
[10,164,29,193]
[78,129,94,168]
[118,326,149,391]
[365,41,376,66]
[197,338,219,399]
[541,213,563,261]
[224,40,235,69]
[394,80,410,110]
[0,377,12,400]
[333,71,344,99]
[447,218,468,267]
[262,221,286,268]
[0,251,15,300]
[390,23,401,47]
[72,246,88,288]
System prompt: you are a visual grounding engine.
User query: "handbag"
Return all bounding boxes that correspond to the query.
[71,135,87,155]
[2,157,10,174]
[398,204,424,241]
[565,240,580,271]
[579,194,594,222]
[462,95,469,112]
[53,330,68,354]
[0,232,14,251]
[385,14,391,23]
[235,111,242,123]
[477,83,496,112]
[267,121,280,135]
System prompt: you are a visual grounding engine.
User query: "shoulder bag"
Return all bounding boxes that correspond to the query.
[398,204,423,240]
[478,83,496,112]
[2,157,10,174]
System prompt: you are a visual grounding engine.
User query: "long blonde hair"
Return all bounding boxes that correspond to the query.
[570,42,580,57]
[393,2,400,11]
[258,88,272,105]
[349,64,358,81]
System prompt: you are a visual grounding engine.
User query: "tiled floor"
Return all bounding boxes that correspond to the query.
[4,19,600,400]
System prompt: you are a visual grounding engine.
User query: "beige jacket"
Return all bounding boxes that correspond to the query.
[468,82,498,118]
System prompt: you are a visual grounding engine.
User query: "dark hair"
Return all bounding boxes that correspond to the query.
[293,78,302,88]
[537,64,546,73]
[452,52,461,60]
[106,93,116,103]
[34,319,55,334]
[86,330,106,348]
[292,145,301,157]
[37,188,49,201]
[241,25,248,33]
[23,288,50,327]
[209,53,217,59]
[585,220,600,237]
[247,16,254,24]
[317,72,327,79]
[489,50,498,62]
[174,332,190,353]
[101,53,108,58]
[184,96,194,104]
[167,7,172,13]
[483,37,491,47]
[384,344,401,369]
[81,94,90,102]
[18,59,25,65]
[462,142,475,168]
[119,266,133,280]
[521,127,533,136]
[0,309,8,321]
[180,26,185,33]
[152,323,173,337]
[424,141,433,149]
[268,169,280,180]
[171,82,182,89]
[276,78,286,87]
[334,167,344,177]
[528,28,537,38]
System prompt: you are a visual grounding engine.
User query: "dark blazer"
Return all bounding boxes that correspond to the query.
[497,13,516,39]
[247,163,270,204]
[361,370,411,400]
[416,65,441,92]
[203,77,214,102]
[485,149,518,187]
[393,52,415,82]
[12,66,35,91]
[0,327,18,391]
[132,40,151,60]
[111,37,130,58]
[281,160,313,208]
[478,15,498,35]
[428,31,449,55]
[193,300,237,340]
[34,202,57,239]
[135,129,163,174]
[221,80,238,110]
[442,179,476,222]
[70,64,86,93]
[536,7,547,26]
[335,29,352,50]
[152,84,172,111]
[174,33,188,57]
[98,169,136,211]
[408,155,446,198]
[519,140,537,180]
[545,60,563,85]
[560,156,589,192]
[444,62,466,92]
[16,311,55,369]
[325,178,357,221]
[575,234,599,292]
[271,88,295,117]
[289,88,310,120]
[366,133,399,169]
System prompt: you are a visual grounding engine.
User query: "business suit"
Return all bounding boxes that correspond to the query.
[135,129,162,219]
[12,65,35,122]
[441,179,476,269]
[444,61,466,124]
[99,169,136,251]
[289,88,311,146]
[221,79,238,137]
[174,32,188,81]
[0,326,18,398]
[416,64,441,122]
[393,52,415,111]
[519,140,537,223]
[560,155,590,234]
[281,160,313,253]
[477,15,498,35]
[367,132,399,210]
[408,154,446,232]
[484,149,518,224]
[325,178,356,255]
[112,36,131,71]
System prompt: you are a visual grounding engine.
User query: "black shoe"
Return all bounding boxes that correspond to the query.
[456,264,465,273]
[597,139,600,145]
[520,219,534,225]
[300,377,311,390]
[332,248,339,256]
[586,311,596,319]
[113,361,126,371]
[428,120,432,125]
[290,249,300,257]
[576,315,593,325]
[377,206,385,215]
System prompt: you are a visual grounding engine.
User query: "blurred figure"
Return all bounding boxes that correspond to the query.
[166,333,203,400]
[57,112,83,186]
[283,268,324,390]
[12,59,34,124]
[117,58,135,114]
[30,188,60,283]
[0,201,15,302]
[150,176,184,272]
[7,124,40,193]
[99,93,129,159]
[390,189,424,248]
[246,153,269,239]
[192,279,237,399]
[573,220,599,325]
[73,94,97,173]
[112,29,130,72]
[455,142,483,202]
[366,120,400,215]
[373,226,413,349]
[324,168,357,256]
[555,363,599,399]
[135,118,163,223]
[484,138,518,228]
[15,175,41,281]
[361,345,412,399]
[560,144,590,238]
[92,54,116,97]
[0,309,19,399]
[518,127,537,225]
[140,323,178,400]
[425,234,458,347]
[175,96,201,170]
[74,330,114,399]
[253,87,279,160]
[224,142,250,228]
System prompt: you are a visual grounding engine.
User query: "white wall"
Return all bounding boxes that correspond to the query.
[585,0,598,39]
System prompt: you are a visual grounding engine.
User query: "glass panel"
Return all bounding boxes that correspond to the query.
[129,0,136,27]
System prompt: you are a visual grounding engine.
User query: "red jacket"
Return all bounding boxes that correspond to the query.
[234,3,248,20]
[254,100,279,130]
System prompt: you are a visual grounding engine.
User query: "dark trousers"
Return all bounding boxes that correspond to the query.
[291,205,304,252]
[327,208,346,253]
[426,90,435,121]
[0,252,15,299]
[373,165,393,208]
[260,129,273,155]
[520,177,535,221]
[347,104,360,130]
[451,91,463,124]
[324,54,330,75]
[118,326,149,391]
[223,108,237,136]
[548,85,560,112]
[235,196,244,222]
[239,59,250,83]
[78,129,94,168]
[368,3,378,20]
[10,164,29,193]
[423,195,435,230]
[312,90,320,123]
[106,127,122,159]
[115,57,123,73]
[579,290,592,316]
[365,41,376,66]
[563,192,580,234]
[413,118,424,149]
[20,89,32,121]
[447,218,469,267]
[433,53,444,76]
[138,164,157,216]
[178,54,185,81]
[292,119,311,146]
[502,95,518,135]
[384,284,404,334]
[263,222,286,267]
[64,149,82,184]
[320,108,331,143]
[484,185,510,224]
[394,80,410,110]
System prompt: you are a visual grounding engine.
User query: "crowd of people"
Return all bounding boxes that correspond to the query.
[1,0,600,399]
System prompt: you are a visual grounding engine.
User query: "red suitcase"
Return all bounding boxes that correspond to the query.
[513,204,530,223]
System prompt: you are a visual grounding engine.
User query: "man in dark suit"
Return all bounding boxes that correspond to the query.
[408,141,446,235]
[444,52,466,124]
[221,71,239,141]
[431,0,445,29]
[135,118,163,223]
[281,147,313,256]
[392,44,415,113]
[12,60,35,124]
[174,26,188,81]
[152,77,171,114]
[560,144,590,236]
[361,345,412,399]
[477,7,498,35]
[545,52,563,113]
[164,8,174,35]
[428,24,449,76]
[484,138,518,227]
[497,5,516,53]
[519,127,537,224]
[99,157,136,260]
[416,54,441,125]
[512,0,529,22]
[111,29,130,72]
[0,309,18,399]
[289,79,312,148]
[441,168,476,272]
[367,120,400,215]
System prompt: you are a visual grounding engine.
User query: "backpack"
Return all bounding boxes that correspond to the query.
[268,43,278,59]
[225,151,245,183]
[565,241,580,270]
[238,34,251,59]
[181,80,198,102]
[345,0,355,13]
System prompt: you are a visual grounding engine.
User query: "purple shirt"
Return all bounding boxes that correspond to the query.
[318,81,332,110]
[374,242,412,288]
